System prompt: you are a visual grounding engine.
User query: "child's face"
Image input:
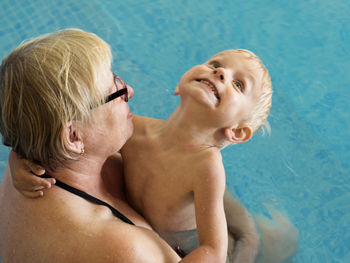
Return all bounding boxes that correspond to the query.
[176,50,263,128]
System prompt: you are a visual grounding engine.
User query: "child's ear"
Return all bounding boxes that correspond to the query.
[174,85,180,95]
[224,125,253,144]
[60,122,84,154]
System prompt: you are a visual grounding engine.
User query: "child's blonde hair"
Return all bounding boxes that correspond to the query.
[233,49,272,134]
[0,29,111,169]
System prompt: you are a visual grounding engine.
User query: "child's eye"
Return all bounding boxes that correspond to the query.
[209,61,220,68]
[233,80,244,91]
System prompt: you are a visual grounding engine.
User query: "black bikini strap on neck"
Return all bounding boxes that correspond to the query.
[45,175,135,225]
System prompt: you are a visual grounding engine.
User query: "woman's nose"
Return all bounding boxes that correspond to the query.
[127,85,134,100]
[213,68,226,82]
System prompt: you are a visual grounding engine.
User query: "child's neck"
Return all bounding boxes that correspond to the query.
[156,105,224,150]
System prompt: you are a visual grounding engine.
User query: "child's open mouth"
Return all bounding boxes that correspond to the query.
[196,79,220,100]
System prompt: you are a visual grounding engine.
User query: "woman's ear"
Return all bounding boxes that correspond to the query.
[60,122,84,154]
[224,125,253,144]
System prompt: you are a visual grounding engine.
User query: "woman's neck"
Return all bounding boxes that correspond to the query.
[47,155,109,198]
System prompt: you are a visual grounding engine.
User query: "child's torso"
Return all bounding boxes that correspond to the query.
[121,116,217,233]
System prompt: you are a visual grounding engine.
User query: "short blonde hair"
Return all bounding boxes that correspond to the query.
[0,29,111,169]
[233,49,272,134]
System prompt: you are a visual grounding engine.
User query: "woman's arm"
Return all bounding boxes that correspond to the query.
[224,188,260,263]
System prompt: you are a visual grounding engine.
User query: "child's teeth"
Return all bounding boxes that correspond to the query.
[200,80,219,99]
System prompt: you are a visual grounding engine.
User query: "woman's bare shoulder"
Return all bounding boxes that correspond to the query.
[87,222,180,263]
[46,212,181,263]
[1,180,178,263]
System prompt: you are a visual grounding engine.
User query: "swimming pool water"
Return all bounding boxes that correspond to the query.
[0,0,349,262]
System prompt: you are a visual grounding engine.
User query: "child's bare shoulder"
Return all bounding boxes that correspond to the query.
[192,150,225,181]
[133,115,163,131]
[197,149,223,168]
[128,115,163,143]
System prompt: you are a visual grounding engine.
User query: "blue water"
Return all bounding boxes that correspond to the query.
[0,0,349,262]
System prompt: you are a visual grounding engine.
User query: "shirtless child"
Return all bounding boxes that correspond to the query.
[10,50,298,262]
[121,49,272,262]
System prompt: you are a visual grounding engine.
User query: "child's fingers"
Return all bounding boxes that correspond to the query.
[22,190,44,198]
[23,159,45,176]
[47,177,56,185]
[29,176,55,189]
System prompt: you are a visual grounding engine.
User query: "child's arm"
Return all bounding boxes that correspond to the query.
[8,150,55,198]
[224,188,260,263]
[181,161,228,263]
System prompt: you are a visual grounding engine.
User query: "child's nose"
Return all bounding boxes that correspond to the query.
[213,68,226,82]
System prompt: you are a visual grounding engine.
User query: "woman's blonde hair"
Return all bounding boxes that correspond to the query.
[0,29,112,169]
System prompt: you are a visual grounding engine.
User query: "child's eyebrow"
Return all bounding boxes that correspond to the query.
[207,59,220,65]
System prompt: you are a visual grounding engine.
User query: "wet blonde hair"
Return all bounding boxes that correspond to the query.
[0,29,111,169]
[233,49,272,134]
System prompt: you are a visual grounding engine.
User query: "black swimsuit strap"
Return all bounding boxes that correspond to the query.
[44,175,135,225]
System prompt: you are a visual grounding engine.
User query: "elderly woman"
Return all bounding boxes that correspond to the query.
[0,29,181,262]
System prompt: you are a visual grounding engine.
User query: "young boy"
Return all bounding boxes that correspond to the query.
[120,49,271,263]
[9,50,297,262]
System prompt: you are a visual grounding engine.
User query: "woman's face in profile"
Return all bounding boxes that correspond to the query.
[87,70,134,155]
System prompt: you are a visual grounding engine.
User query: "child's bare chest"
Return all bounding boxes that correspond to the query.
[122,136,201,231]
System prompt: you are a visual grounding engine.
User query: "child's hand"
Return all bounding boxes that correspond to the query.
[9,150,55,198]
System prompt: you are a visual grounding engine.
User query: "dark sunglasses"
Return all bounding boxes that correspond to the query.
[104,74,129,104]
